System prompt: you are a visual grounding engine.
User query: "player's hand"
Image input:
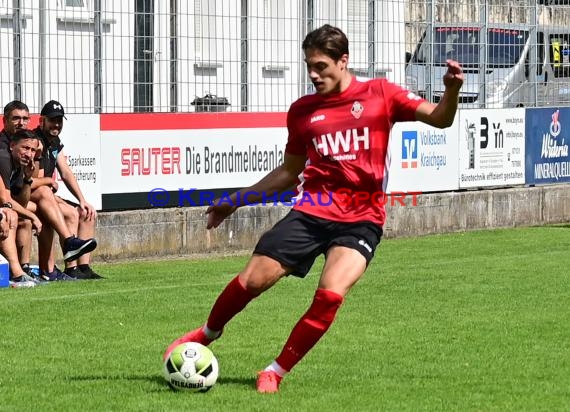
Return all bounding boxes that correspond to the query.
[24,161,35,181]
[0,209,10,240]
[31,216,42,235]
[206,202,237,229]
[50,180,59,193]
[79,201,97,221]
[443,59,463,91]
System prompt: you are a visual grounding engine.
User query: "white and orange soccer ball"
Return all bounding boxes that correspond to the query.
[163,342,219,392]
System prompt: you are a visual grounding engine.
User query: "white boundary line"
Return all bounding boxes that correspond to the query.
[1,280,231,303]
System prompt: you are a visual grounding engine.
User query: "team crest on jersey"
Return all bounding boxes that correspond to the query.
[351,101,364,119]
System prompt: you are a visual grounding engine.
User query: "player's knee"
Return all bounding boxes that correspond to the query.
[239,256,287,294]
[307,288,344,324]
[17,218,32,230]
[34,185,52,197]
[68,207,80,224]
[238,270,281,295]
[239,273,268,295]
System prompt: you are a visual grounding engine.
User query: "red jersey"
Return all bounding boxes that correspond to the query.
[286,77,425,225]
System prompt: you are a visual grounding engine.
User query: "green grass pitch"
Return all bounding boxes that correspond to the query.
[1,225,569,412]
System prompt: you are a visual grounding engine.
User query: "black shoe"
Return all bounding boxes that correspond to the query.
[64,266,91,280]
[22,263,31,275]
[63,236,97,262]
[79,265,104,280]
[39,266,78,282]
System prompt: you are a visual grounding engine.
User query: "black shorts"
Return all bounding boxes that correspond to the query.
[253,210,383,277]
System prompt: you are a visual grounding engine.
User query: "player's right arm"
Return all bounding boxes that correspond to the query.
[415,59,463,128]
[206,152,306,229]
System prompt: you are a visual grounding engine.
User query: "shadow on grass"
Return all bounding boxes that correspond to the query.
[547,223,570,229]
[68,374,255,390]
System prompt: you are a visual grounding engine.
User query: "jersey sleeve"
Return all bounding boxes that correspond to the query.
[381,80,426,123]
[284,103,306,156]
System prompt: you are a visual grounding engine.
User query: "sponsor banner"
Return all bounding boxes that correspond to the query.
[51,114,103,210]
[100,113,288,209]
[101,123,288,193]
[458,109,525,188]
[385,119,459,193]
[525,107,570,185]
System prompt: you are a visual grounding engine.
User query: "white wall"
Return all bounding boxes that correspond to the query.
[0,0,408,113]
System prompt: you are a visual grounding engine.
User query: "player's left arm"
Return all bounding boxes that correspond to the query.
[56,150,96,220]
[415,59,464,128]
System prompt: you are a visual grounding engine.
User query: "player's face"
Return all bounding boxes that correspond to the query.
[304,48,348,95]
[4,109,30,135]
[11,138,38,167]
[41,116,64,138]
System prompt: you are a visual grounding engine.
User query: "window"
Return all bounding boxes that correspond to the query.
[57,0,91,22]
[421,27,528,68]
[537,32,545,76]
[347,0,368,68]
[194,0,217,62]
[133,0,154,111]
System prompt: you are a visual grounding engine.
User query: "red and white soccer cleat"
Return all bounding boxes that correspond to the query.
[256,370,283,393]
[163,327,216,361]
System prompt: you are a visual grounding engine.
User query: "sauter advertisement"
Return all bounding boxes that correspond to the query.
[100,113,287,209]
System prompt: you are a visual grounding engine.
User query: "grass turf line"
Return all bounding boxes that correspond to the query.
[0,226,568,412]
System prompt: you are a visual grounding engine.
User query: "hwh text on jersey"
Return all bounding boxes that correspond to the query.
[312,127,370,160]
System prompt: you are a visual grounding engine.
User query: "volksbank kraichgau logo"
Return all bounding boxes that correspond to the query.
[401,131,418,168]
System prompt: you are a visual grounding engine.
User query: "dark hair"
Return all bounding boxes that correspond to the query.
[11,128,38,142]
[302,24,349,61]
[3,100,29,117]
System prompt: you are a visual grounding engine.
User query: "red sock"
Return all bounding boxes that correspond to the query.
[275,288,344,372]
[206,275,257,331]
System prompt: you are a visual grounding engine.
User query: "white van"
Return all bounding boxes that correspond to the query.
[405,23,570,108]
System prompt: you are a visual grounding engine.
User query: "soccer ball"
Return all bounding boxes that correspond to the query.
[163,342,219,392]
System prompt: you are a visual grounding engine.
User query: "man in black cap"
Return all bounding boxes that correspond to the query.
[31,100,101,280]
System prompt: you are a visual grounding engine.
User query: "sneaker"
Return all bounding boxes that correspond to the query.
[19,272,42,285]
[26,267,47,284]
[9,275,36,288]
[63,236,97,262]
[163,327,219,361]
[40,266,78,282]
[64,266,91,280]
[78,265,105,280]
[256,371,282,393]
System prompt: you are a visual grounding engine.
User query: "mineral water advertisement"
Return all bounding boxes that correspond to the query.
[458,109,526,188]
[525,107,570,185]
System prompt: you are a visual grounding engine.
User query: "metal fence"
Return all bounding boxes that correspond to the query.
[0,0,569,114]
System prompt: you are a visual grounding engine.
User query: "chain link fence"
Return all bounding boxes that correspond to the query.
[1,0,569,114]
[405,0,570,108]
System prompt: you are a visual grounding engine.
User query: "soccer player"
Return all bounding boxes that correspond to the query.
[165,24,463,393]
